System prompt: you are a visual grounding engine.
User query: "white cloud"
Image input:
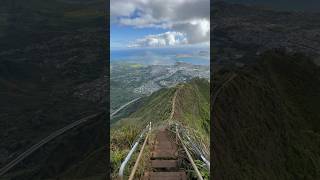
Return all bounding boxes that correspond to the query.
[110,0,210,47]
[128,31,188,48]
[110,1,136,17]
[173,19,210,44]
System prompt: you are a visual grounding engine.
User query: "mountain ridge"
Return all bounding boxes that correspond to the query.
[110,78,210,179]
[212,50,320,179]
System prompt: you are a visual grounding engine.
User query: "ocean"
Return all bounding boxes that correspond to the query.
[110,47,210,66]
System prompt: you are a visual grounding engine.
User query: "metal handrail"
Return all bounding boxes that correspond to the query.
[171,122,210,169]
[128,122,151,180]
[176,124,204,180]
[118,122,151,180]
[185,132,210,170]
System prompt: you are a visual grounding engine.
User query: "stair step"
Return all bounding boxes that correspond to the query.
[152,150,177,159]
[151,160,178,169]
[144,171,187,180]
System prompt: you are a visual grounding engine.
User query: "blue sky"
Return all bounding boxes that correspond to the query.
[110,0,210,50]
[111,24,166,49]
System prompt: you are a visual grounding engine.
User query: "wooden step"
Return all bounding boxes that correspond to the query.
[144,171,187,180]
[144,129,186,180]
[151,160,177,169]
[151,150,177,159]
[155,142,174,147]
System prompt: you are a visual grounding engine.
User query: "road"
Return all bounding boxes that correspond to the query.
[0,112,102,177]
[110,97,141,118]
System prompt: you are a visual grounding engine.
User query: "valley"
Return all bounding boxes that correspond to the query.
[110,62,209,113]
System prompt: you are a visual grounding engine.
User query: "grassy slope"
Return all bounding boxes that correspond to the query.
[110,79,210,179]
[110,88,174,179]
[174,78,210,147]
[173,78,210,179]
[213,51,320,179]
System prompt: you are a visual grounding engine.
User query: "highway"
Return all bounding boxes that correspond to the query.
[110,97,141,118]
[0,112,102,177]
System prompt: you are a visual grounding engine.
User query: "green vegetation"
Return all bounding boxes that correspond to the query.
[110,63,148,111]
[0,0,106,179]
[110,80,141,113]
[173,79,210,179]
[110,78,210,179]
[213,50,320,179]
[174,78,210,148]
[110,125,140,179]
[110,62,209,112]
[110,87,174,179]
[129,63,144,68]
[129,88,175,125]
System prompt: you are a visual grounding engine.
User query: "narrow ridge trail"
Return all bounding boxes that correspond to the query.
[169,85,182,121]
[144,87,187,180]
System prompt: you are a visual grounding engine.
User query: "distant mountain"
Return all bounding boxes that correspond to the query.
[212,50,320,179]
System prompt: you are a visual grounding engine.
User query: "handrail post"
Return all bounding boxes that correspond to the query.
[118,140,140,180]
[177,130,204,180]
[175,123,178,144]
[148,122,151,144]
[185,133,210,170]
[128,122,151,180]
[118,123,149,180]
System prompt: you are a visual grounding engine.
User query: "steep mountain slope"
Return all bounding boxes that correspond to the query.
[110,78,210,179]
[110,87,175,179]
[3,113,107,180]
[0,0,107,179]
[173,79,210,146]
[212,50,320,179]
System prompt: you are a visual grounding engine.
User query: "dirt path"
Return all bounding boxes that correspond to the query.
[169,86,182,121]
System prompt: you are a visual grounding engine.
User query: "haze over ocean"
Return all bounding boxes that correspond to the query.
[111,48,210,66]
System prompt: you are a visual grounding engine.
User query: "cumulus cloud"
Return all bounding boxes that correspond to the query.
[128,31,188,48]
[110,0,210,47]
[173,19,210,44]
